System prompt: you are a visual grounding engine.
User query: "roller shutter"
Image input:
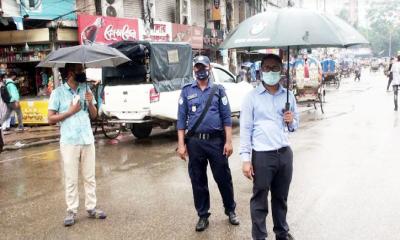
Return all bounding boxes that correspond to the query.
[123,0,144,18]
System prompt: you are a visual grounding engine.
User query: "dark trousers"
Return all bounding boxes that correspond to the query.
[186,136,236,218]
[394,85,399,110]
[387,76,393,91]
[0,129,3,153]
[4,102,23,128]
[251,147,293,240]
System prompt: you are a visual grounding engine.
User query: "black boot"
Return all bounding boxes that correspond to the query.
[195,217,209,232]
[277,233,295,240]
[228,211,240,225]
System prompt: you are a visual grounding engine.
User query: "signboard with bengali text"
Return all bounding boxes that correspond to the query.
[77,15,139,45]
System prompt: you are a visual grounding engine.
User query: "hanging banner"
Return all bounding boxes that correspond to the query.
[77,14,139,45]
[172,24,204,49]
[141,21,172,42]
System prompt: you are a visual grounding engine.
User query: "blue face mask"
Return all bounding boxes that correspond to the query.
[75,72,87,83]
[195,70,209,80]
[261,71,281,86]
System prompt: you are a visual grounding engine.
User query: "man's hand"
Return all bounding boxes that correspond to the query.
[223,141,233,157]
[242,162,254,180]
[68,102,81,116]
[177,144,188,161]
[85,91,94,104]
[283,111,294,124]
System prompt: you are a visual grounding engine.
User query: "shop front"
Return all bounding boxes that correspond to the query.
[0,28,78,124]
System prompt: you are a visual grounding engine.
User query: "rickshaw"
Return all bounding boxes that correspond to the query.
[321,58,340,89]
[339,59,352,78]
[292,56,324,113]
[370,58,380,72]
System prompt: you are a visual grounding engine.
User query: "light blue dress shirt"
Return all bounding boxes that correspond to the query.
[239,84,299,162]
[48,82,96,145]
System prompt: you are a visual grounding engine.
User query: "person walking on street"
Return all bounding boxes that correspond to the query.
[390,55,400,111]
[240,54,299,240]
[387,57,394,91]
[177,55,240,232]
[2,71,24,131]
[48,63,106,227]
[0,74,8,153]
[354,62,361,82]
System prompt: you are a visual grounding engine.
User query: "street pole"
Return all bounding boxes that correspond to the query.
[389,30,392,57]
[226,0,237,74]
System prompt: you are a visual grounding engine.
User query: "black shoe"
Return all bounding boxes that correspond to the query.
[195,217,209,232]
[277,233,295,240]
[228,212,240,225]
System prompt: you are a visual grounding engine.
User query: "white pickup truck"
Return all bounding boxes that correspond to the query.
[100,41,253,139]
[101,63,253,139]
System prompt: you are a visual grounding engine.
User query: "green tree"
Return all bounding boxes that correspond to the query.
[365,1,400,56]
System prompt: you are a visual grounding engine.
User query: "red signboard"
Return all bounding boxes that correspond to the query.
[77,14,139,45]
[172,24,204,49]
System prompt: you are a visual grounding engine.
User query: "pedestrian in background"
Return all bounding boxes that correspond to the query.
[177,55,240,232]
[48,63,106,226]
[390,55,400,111]
[0,74,8,153]
[2,71,24,132]
[240,54,299,240]
[354,62,361,82]
[387,57,394,91]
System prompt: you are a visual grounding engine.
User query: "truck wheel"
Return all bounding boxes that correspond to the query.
[131,124,152,139]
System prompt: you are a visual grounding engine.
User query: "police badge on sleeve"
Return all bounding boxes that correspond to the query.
[222,96,228,105]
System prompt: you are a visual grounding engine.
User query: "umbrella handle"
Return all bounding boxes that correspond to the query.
[284,102,295,132]
[285,47,294,133]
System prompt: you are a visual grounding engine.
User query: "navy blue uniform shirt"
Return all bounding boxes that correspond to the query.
[177,79,232,133]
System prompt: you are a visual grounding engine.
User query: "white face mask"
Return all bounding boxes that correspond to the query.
[261,71,281,86]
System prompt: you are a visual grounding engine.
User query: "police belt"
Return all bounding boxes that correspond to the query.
[189,131,224,140]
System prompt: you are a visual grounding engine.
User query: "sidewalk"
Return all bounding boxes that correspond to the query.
[3,125,60,151]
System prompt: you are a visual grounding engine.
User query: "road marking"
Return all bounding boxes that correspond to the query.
[0,149,60,163]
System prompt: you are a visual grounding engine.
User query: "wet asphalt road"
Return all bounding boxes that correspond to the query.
[1,69,400,240]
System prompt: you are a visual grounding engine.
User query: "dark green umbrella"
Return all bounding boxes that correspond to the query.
[220,7,369,118]
[220,8,368,50]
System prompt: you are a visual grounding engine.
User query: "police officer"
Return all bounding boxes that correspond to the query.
[177,55,240,232]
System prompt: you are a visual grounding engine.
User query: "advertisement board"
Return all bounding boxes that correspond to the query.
[172,24,203,49]
[22,0,76,20]
[77,15,139,45]
[20,100,49,125]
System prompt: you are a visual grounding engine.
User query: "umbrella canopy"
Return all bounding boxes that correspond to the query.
[37,44,130,68]
[220,8,369,50]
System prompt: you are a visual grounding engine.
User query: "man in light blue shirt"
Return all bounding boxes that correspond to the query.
[240,54,299,240]
[48,63,106,227]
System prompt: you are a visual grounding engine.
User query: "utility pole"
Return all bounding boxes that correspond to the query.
[389,30,392,57]
[226,0,237,74]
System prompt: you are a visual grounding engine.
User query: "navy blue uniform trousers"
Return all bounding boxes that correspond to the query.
[186,136,236,218]
[251,147,293,240]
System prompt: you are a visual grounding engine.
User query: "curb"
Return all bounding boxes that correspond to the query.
[3,138,60,151]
